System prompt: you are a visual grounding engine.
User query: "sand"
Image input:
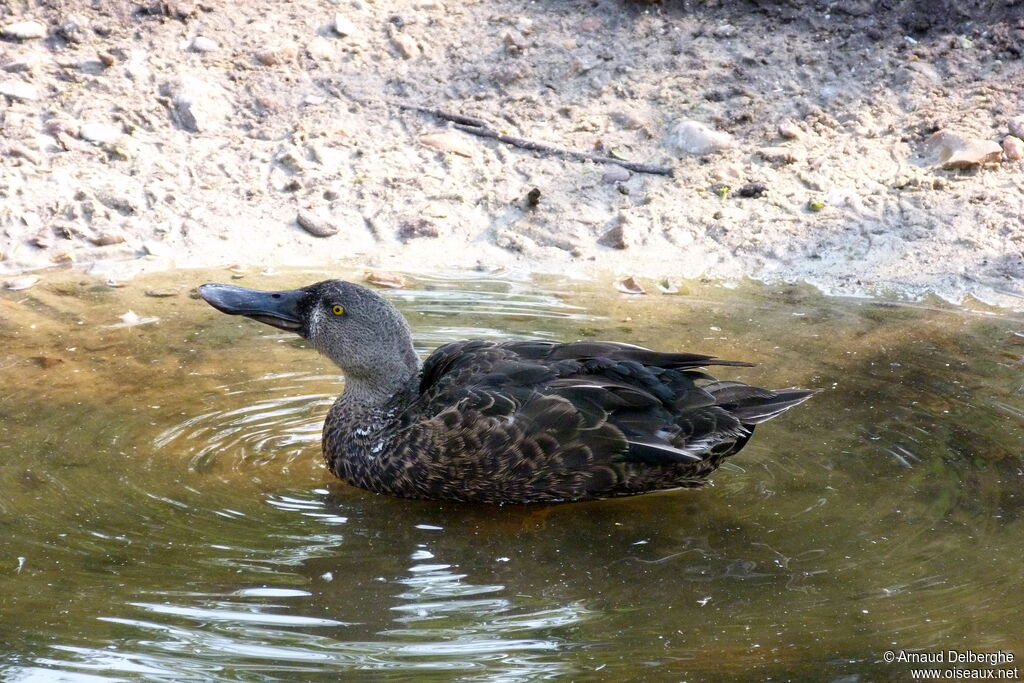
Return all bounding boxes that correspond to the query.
[1,0,1022,307]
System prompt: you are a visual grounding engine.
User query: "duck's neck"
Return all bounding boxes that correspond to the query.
[335,352,421,421]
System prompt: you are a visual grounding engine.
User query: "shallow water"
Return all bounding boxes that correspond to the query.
[2,268,1022,681]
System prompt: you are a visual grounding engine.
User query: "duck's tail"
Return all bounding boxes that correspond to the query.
[705,382,818,425]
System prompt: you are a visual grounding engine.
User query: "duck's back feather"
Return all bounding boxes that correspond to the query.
[364,340,812,503]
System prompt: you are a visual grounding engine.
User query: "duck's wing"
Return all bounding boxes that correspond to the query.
[409,340,812,501]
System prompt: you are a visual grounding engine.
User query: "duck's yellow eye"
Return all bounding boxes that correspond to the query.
[332,305,345,316]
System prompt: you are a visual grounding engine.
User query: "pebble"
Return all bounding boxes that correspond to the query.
[1008,116,1024,140]
[778,119,802,139]
[164,76,231,133]
[1004,136,1024,161]
[90,231,126,246]
[57,17,85,43]
[615,277,646,295]
[602,165,630,183]
[580,17,602,32]
[0,79,38,101]
[4,275,40,291]
[257,43,298,66]
[333,13,357,37]
[296,211,338,237]
[79,122,122,144]
[758,146,803,164]
[665,120,736,155]
[390,33,418,59]
[2,20,46,40]
[142,240,170,257]
[30,230,54,248]
[190,36,218,53]
[917,130,1002,169]
[737,182,768,198]
[306,36,335,61]
[144,288,179,297]
[419,131,474,158]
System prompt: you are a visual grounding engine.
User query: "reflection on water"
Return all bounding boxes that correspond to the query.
[1,268,1023,680]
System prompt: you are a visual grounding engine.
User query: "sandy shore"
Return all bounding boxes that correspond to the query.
[1,0,1022,307]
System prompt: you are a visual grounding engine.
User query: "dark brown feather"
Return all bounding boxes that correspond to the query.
[324,339,813,504]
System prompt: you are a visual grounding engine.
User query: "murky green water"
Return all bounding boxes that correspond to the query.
[2,268,1022,681]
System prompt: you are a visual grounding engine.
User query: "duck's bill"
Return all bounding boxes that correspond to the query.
[198,283,306,333]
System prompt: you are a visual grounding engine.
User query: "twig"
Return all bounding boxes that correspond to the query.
[394,101,674,177]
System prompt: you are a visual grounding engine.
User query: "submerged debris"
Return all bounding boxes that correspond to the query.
[615,276,646,295]
[4,275,40,291]
[363,270,408,289]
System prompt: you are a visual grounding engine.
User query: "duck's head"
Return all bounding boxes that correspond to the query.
[198,280,418,389]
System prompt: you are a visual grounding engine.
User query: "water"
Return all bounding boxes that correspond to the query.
[2,269,1022,681]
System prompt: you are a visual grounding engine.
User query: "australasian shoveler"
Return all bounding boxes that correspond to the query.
[199,280,814,504]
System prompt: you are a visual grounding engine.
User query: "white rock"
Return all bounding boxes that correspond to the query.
[333,13,357,37]
[306,36,335,61]
[190,36,218,53]
[163,76,231,133]
[665,120,736,156]
[79,122,123,144]
[917,130,1002,169]
[0,79,38,101]
[2,21,46,40]
[778,119,801,139]
[1003,136,1024,161]
[390,33,418,59]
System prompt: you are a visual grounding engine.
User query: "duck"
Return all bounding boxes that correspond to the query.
[198,279,814,504]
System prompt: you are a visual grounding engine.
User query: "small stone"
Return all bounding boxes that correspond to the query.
[91,231,125,246]
[737,182,768,198]
[598,224,628,249]
[778,119,801,139]
[419,131,474,158]
[602,165,630,183]
[97,51,116,67]
[142,240,170,257]
[917,130,1002,169]
[51,250,74,264]
[390,32,418,59]
[57,18,85,43]
[615,277,646,295]
[2,21,46,40]
[33,356,64,369]
[1009,116,1024,140]
[4,275,40,291]
[758,146,803,164]
[190,36,218,53]
[665,120,736,156]
[30,231,54,248]
[1003,136,1024,161]
[257,43,298,66]
[502,30,527,52]
[164,76,232,133]
[296,211,338,237]
[79,122,122,144]
[656,278,681,294]
[144,288,179,297]
[397,218,438,241]
[333,13,357,37]
[306,36,335,61]
[526,187,541,208]
[712,24,737,38]
[0,79,38,101]
[363,270,408,288]
[580,17,602,31]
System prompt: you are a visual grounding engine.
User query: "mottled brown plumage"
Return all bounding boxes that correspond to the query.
[199,279,814,504]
